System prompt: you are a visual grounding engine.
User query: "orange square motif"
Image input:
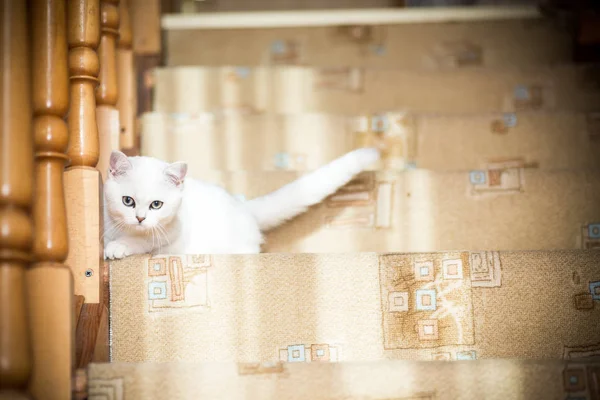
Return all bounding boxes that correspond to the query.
[488,169,502,186]
[148,258,167,277]
[311,344,331,362]
[432,352,451,361]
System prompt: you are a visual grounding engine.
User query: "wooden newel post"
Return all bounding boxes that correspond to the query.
[97,0,121,180]
[0,2,34,399]
[65,0,106,369]
[28,0,75,398]
[117,0,137,154]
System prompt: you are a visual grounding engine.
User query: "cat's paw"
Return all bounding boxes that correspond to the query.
[104,241,132,260]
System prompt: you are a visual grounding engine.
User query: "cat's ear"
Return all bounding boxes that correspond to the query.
[108,151,133,178]
[164,162,187,187]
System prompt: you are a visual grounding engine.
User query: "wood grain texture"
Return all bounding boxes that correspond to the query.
[97,0,121,178]
[97,0,120,106]
[92,305,109,362]
[67,0,101,168]
[117,0,136,152]
[117,0,137,152]
[130,0,161,54]
[65,0,102,304]
[65,0,105,375]
[74,295,85,324]
[0,1,33,398]
[26,266,74,400]
[135,54,161,116]
[75,303,104,369]
[64,168,102,304]
[28,1,74,399]
[96,105,120,182]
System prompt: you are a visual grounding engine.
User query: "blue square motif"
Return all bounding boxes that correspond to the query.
[416,289,436,311]
[287,345,306,362]
[271,40,286,54]
[420,267,429,276]
[514,85,530,100]
[589,281,600,301]
[503,113,517,128]
[588,223,600,239]
[148,281,167,300]
[235,67,250,79]
[371,115,389,132]
[456,350,477,360]
[469,171,486,185]
[274,153,290,169]
[570,376,578,384]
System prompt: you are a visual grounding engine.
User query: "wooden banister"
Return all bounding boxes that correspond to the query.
[64,0,106,370]
[28,1,74,398]
[66,0,100,169]
[117,0,137,154]
[97,0,121,180]
[0,1,34,398]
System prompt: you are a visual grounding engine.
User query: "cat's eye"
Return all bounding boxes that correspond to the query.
[150,200,163,210]
[122,196,135,207]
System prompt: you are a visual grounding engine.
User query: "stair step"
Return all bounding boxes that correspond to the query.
[125,169,600,253]
[87,358,600,399]
[166,19,571,69]
[153,64,600,115]
[142,110,600,172]
[108,250,600,364]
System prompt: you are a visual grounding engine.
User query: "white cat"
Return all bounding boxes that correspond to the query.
[103,148,380,259]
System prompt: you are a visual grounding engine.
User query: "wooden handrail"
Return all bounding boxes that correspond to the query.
[0,1,34,398]
[28,1,74,398]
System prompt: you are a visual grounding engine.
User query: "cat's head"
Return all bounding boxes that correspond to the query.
[104,151,188,232]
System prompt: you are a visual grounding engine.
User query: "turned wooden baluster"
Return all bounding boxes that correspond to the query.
[65,0,106,369]
[117,0,137,154]
[97,0,120,180]
[28,1,75,399]
[0,2,33,399]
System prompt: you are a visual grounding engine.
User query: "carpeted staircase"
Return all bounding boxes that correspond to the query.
[101,6,600,399]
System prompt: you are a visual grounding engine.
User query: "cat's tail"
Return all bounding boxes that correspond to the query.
[245,148,380,231]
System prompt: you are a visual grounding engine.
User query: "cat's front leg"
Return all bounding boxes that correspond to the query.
[104,237,150,260]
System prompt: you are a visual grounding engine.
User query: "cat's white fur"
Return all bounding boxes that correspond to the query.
[103,148,380,259]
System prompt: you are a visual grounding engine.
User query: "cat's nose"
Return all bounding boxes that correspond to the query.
[136,216,146,223]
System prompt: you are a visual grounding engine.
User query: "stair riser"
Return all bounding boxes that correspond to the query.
[153,65,600,115]
[88,358,600,400]
[166,20,570,69]
[142,111,600,172]
[129,169,600,253]
[109,251,600,364]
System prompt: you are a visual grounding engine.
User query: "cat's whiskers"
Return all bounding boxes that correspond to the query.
[101,219,126,241]
[156,223,171,248]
